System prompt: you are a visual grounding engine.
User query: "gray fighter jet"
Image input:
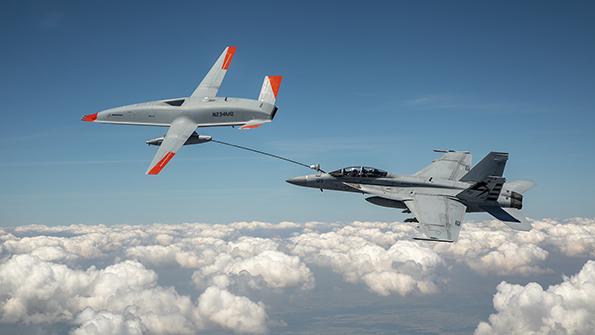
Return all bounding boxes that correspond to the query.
[82,46,283,175]
[287,151,534,242]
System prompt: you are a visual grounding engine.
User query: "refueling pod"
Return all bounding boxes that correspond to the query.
[146,133,212,146]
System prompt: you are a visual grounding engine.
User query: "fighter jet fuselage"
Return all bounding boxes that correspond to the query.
[287,169,523,213]
[287,151,534,242]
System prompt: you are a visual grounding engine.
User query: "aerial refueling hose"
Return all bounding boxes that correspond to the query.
[210,139,325,173]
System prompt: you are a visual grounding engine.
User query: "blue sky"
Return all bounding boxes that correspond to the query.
[1,0,595,226]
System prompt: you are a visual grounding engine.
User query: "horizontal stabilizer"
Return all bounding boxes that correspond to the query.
[483,206,532,231]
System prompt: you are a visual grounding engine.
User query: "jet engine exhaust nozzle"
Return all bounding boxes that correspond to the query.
[510,191,523,209]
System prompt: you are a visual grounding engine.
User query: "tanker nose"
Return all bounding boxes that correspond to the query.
[286,176,308,186]
[81,112,98,122]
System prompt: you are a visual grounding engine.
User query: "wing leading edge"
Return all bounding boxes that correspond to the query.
[146,118,198,175]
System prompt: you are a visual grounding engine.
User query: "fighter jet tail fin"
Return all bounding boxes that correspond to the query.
[258,76,283,105]
[459,152,508,182]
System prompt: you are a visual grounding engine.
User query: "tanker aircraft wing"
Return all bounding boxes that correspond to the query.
[190,46,236,99]
[405,195,467,242]
[146,118,198,175]
[413,151,471,181]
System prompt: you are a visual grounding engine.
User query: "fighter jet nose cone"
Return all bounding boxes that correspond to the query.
[82,112,98,122]
[286,176,306,186]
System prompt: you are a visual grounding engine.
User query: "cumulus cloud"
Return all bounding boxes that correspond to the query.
[432,218,595,275]
[198,287,267,334]
[533,218,595,257]
[0,222,308,334]
[432,220,550,275]
[72,308,144,335]
[0,254,267,334]
[127,235,314,291]
[475,260,595,335]
[289,224,444,296]
[0,218,593,334]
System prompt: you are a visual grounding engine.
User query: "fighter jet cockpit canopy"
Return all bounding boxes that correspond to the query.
[329,166,388,178]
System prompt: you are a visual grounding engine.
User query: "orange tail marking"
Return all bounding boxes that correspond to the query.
[222,46,236,70]
[267,76,283,97]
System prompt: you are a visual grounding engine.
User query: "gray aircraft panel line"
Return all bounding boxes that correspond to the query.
[82,46,284,175]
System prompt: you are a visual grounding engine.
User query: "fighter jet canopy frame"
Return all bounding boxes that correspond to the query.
[329,166,388,178]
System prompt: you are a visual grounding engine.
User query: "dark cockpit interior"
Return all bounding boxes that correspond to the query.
[329,166,388,178]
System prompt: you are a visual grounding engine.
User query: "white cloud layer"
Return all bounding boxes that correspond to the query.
[288,222,443,296]
[475,260,595,335]
[433,218,595,275]
[0,218,593,334]
[0,254,266,334]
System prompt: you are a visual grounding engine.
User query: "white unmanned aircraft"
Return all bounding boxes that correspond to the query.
[82,46,283,175]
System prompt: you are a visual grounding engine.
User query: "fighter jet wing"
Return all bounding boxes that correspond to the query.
[414,151,471,181]
[405,195,467,242]
[146,118,198,175]
[190,46,236,99]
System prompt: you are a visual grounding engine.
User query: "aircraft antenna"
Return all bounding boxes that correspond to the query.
[211,139,326,173]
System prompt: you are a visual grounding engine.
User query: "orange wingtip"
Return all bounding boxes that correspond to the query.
[240,123,263,130]
[222,46,236,70]
[147,152,176,175]
[82,112,98,122]
[267,76,283,97]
